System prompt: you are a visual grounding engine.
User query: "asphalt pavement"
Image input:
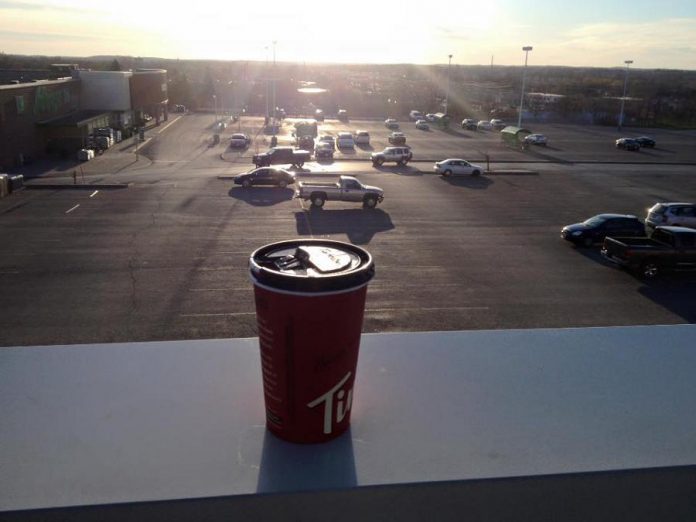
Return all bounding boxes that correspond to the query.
[2,114,696,347]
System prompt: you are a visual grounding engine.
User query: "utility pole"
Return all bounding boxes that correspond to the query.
[618,60,633,131]
[444,54,453,114]
[517,46,533,128]
[272,40,277,137]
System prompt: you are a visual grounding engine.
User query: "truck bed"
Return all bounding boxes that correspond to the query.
[297,181,340,189]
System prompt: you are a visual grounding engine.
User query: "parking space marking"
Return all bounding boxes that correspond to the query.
[366,306,489,313]
[89,190,99,198]
[65,204,80,214]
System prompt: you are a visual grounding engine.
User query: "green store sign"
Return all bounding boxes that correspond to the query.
[34,86,73,116]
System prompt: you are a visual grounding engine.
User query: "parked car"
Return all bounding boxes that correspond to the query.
[602,226,696,278]
[433,158,484,177]
[425,113,437,122]
[317,135,335,147]
[296,175,384,208]
[252,147,311,168]
[409,110,424,121]
[371,146,412,166]
[336,132,355,148]
[354,130,370,145]
[385,118,399,129]
[477,120,493,131]
[234,168,296,188]
[490,119,506,130]
[616,138,640,151]
[461,118,477,130]
[388,132,407,145]
[561,214,645,248]
[415,120,430,130]
[229,133,250,148]
[635,136,656,148]
[524,133,548,146]
[337,109,349,121]
[315,141,334,160]
[645,202,696,232]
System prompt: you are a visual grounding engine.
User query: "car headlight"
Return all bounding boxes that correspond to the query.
[571,231,583,236]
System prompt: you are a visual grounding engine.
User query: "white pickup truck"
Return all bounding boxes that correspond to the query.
[295,175,384,208]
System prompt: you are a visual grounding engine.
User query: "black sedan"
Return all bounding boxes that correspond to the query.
[234,168,295,188]
[561,214,645,247]
[634,136,656,148]
[616,138,640,151]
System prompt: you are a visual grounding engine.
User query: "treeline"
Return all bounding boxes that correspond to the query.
[3,53,696,128]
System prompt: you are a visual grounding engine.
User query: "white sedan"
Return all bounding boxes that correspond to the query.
[433,159,484,177]
[524,133,548,146]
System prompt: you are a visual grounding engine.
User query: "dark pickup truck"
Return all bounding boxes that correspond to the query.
[601,226,696,278]
[252,147,311,168]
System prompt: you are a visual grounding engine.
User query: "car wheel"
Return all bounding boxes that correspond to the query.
[377,158,384,166]
[311,195,325,208]
[363,196,377,208]
[471,170,481,177]
[279,180,287,188]
[640,262,659,279]
[397,160,404,166]
[582,236,593,248]
[443,169,452,177]
[242,179,251,188]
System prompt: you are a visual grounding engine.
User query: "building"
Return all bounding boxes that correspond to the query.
[0,67,167,170]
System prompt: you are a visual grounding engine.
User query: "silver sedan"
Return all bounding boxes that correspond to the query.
[433,159,484,177]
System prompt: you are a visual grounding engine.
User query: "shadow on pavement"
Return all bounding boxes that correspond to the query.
[228,187,294,206]
[440,175,493,189]
[637,276,696,322]
[372,165,422,176]
[439,127,471,138]
[295,207,394,245]
[356,144,374,152]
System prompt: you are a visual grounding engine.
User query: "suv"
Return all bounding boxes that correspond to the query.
[645,203,696,232]
[371,146,412,166]
[461,118,477,130]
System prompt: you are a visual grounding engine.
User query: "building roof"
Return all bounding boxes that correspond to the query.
[0,77,77,91]
[37,110,110,127]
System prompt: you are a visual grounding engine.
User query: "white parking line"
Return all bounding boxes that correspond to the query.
[65,204,80,214]
[180,312,255,317]
[89,190,99,198]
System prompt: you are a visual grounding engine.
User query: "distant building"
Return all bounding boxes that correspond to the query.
[0,67,167,169]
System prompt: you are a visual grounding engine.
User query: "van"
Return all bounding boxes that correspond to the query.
[337,132,355,148]
[409,110,424,121]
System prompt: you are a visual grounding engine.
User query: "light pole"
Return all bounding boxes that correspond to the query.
[272,40,277,136]
[618,59,633,131]
[264,46,269,125]
[517,46,533,128]
[212,94,217,123]
[444,54,453,115]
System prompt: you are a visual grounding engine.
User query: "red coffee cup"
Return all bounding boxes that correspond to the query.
[249,240,375,443]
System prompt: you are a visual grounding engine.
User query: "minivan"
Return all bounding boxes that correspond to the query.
[336,132,355,148]
[409,110,424,121]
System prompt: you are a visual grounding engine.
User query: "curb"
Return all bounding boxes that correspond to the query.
[25,183,131,190]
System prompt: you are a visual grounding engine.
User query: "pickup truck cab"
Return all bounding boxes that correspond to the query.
[296,175,384,208]
[371,146,412,166]
[252,146,311,168]
[601,226,696,278]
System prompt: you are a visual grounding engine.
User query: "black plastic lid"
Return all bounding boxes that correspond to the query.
[250,240,374,293]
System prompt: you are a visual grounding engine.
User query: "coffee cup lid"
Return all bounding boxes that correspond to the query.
[250,240,374,293]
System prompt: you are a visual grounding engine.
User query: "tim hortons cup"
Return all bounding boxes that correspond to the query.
[249,240,375,443]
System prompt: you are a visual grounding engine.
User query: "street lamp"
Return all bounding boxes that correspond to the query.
[212,94,217,123]
[517,46,533,128]
[618,59,633,131]
[444,54,453,114]
[272,40,277,136]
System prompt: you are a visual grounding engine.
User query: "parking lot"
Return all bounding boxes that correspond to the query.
[1,114,696,347]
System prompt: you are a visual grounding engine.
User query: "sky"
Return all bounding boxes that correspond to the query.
[1,0,696,69]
